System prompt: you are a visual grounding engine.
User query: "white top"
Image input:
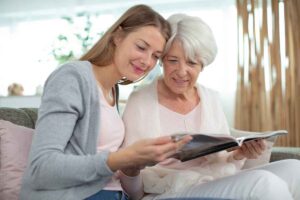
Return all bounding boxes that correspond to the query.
[122,77,246,195]
[97,87,124,191]
[159,103,202,135]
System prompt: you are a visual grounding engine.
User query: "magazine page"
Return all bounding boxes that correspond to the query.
[172,133,239,162]
[171,130,288,162]
[236,130,288,144]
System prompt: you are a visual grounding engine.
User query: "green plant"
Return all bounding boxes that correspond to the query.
[52,12,103,64]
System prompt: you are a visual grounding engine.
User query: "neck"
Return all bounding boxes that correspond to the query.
[159,79,197,102]
[92,64,121,91]
[157,78,200,114]
[92,64,121,106]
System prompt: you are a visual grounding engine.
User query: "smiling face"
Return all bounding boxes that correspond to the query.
[162,39,203,95]
[113,26,166,81]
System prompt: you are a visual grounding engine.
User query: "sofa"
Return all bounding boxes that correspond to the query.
[1,107,299,161]
[1,107,300,200]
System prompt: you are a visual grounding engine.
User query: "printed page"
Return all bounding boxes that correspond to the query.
[236,130,288,144]
[172,133,239,162]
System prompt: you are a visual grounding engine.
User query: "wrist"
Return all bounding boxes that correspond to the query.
[121,168,140,177]
[107,151,120,172]
[107,149,131,172]
[232,151,244,160]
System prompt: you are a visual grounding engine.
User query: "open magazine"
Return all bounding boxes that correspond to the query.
[172,130,288,162]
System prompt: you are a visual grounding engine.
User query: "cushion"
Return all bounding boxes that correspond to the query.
[0,120,34,200]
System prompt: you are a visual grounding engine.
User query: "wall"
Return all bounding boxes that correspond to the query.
[0,96,41,108]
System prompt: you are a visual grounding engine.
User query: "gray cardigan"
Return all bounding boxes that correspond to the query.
[20,61,114,200]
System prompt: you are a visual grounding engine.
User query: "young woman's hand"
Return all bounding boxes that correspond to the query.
[108,135,192,172]
[232,139,267,160]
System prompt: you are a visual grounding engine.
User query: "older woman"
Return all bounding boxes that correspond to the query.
[122,14,300,200]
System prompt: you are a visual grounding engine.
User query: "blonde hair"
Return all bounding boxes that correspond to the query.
[80,5,170,84]
[164,13,217,67]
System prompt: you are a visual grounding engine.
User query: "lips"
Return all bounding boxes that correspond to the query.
[133,65,145,76]
[173,78,189,86]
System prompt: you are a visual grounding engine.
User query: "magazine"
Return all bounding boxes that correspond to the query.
[171,130,288,162]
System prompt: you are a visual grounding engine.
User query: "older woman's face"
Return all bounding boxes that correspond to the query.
[162,40,202,95]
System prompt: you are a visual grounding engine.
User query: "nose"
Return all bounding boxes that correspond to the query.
[141,53,155,69]
[177,63,188,77]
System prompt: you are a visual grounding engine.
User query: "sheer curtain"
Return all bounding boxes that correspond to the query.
[235,0,300,147]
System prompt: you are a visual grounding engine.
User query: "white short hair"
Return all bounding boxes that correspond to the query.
[164,13,217,67]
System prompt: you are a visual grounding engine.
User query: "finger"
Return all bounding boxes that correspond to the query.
[152,136,173,145]
[257,139,267,151]
[154,141,182,161]
[250,140,264,154]
[175,135,193,150]
[166,135,192,158]
[159,142,178,154]
[239,144,250,156]
[238,143,252,158]
[244,141,259,158]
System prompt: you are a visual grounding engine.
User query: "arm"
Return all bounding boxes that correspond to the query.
[121,87,193,198]
[205,88,247,168]
[28,65,113,189]
[120,170,144,200]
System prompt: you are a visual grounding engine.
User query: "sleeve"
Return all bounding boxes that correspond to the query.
[27,64,113,190]
[204,88,246,169]
[121,90,149,199]
[214,92,246,169]
[120,172,144,200]
[122,90,147,147]
[214,90,231,134]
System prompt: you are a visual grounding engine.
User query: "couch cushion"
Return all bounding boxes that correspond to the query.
[0,107,38,129]
[0,120,34,200]
[271,147,300,162]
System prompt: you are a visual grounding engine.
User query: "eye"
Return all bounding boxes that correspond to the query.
[187,60,197,65]
[136,44,146,51]
[168,59,178,64]
[152,54,160,60]
[187,60,200,67]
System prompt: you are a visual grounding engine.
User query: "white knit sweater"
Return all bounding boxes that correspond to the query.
[122,77,245,198]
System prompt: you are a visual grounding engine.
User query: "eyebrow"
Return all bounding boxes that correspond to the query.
[166,55,178,59]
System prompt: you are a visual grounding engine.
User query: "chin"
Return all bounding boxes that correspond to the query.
[126,75,143,83]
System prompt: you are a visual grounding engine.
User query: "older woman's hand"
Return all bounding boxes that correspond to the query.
[232,139,267,160]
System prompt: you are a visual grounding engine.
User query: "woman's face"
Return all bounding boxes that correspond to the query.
[162,40,202,95]
[113,26,166,81]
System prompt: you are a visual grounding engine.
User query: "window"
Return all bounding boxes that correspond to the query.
[0,0,237,125]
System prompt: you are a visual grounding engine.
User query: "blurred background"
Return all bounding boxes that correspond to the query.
[0,0,299,147]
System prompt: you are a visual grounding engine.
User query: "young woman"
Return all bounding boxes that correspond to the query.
[122,13,300,200]
[19,5,191,200]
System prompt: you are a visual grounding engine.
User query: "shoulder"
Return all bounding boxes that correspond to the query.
[50,61,92,80]
[197,84,220,99]
[129,79,157,100]
[124,79,158,113]
[41,61,97,116]
[45,61,95,88]
[42,61,98,102]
